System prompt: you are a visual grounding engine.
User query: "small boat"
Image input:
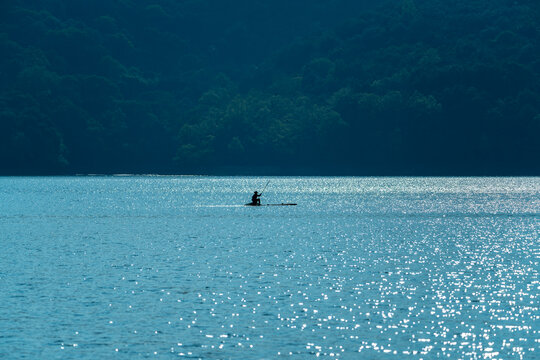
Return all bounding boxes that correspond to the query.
[245,203,297,206]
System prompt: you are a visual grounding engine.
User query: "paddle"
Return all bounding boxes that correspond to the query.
[259,180,270,196]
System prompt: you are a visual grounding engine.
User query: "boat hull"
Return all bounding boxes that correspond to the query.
[245,203,297,206]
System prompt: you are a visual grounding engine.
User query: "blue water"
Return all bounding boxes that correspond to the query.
[0,177,538,359]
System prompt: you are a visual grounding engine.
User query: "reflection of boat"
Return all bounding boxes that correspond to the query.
[245,203,297,206]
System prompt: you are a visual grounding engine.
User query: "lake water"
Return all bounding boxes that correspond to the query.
[0,176,538,359]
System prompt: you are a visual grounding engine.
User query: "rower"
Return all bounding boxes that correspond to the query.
[251,191,261,205]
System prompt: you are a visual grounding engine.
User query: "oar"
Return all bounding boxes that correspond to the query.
[260,180,270,196]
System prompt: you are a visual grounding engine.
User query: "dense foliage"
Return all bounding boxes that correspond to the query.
[1,0,539,174]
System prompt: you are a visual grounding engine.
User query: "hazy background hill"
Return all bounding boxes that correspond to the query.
[1,0,539,175]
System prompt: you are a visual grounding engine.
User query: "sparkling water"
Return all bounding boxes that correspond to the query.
[0,177,538,359]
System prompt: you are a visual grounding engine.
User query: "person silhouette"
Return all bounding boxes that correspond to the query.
[251,191,261,205]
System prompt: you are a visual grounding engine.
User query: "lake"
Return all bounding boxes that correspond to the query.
[0,176,538,359]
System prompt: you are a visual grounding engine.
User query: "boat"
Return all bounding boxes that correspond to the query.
[245,203,297,206]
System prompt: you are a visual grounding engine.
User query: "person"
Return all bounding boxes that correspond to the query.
[251,191,261,205]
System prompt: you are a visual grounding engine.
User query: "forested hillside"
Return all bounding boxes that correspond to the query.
[1,0,539,174]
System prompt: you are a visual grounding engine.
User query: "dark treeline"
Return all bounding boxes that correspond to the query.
[1,0,539,175]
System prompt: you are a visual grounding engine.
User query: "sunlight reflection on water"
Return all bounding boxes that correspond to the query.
[0,177,538,359]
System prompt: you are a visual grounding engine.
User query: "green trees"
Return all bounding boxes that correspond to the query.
[0,0,538,174]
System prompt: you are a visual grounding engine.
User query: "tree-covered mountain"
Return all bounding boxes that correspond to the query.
[1,0,539,174]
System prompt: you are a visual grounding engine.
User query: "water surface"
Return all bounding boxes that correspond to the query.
[0,177,538,359]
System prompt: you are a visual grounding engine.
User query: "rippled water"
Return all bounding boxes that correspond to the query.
[0,177,538,359]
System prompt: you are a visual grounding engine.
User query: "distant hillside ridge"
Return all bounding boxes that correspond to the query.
[1,0,538,174]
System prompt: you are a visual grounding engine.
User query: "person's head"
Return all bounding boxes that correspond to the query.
[254,191,258,194]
